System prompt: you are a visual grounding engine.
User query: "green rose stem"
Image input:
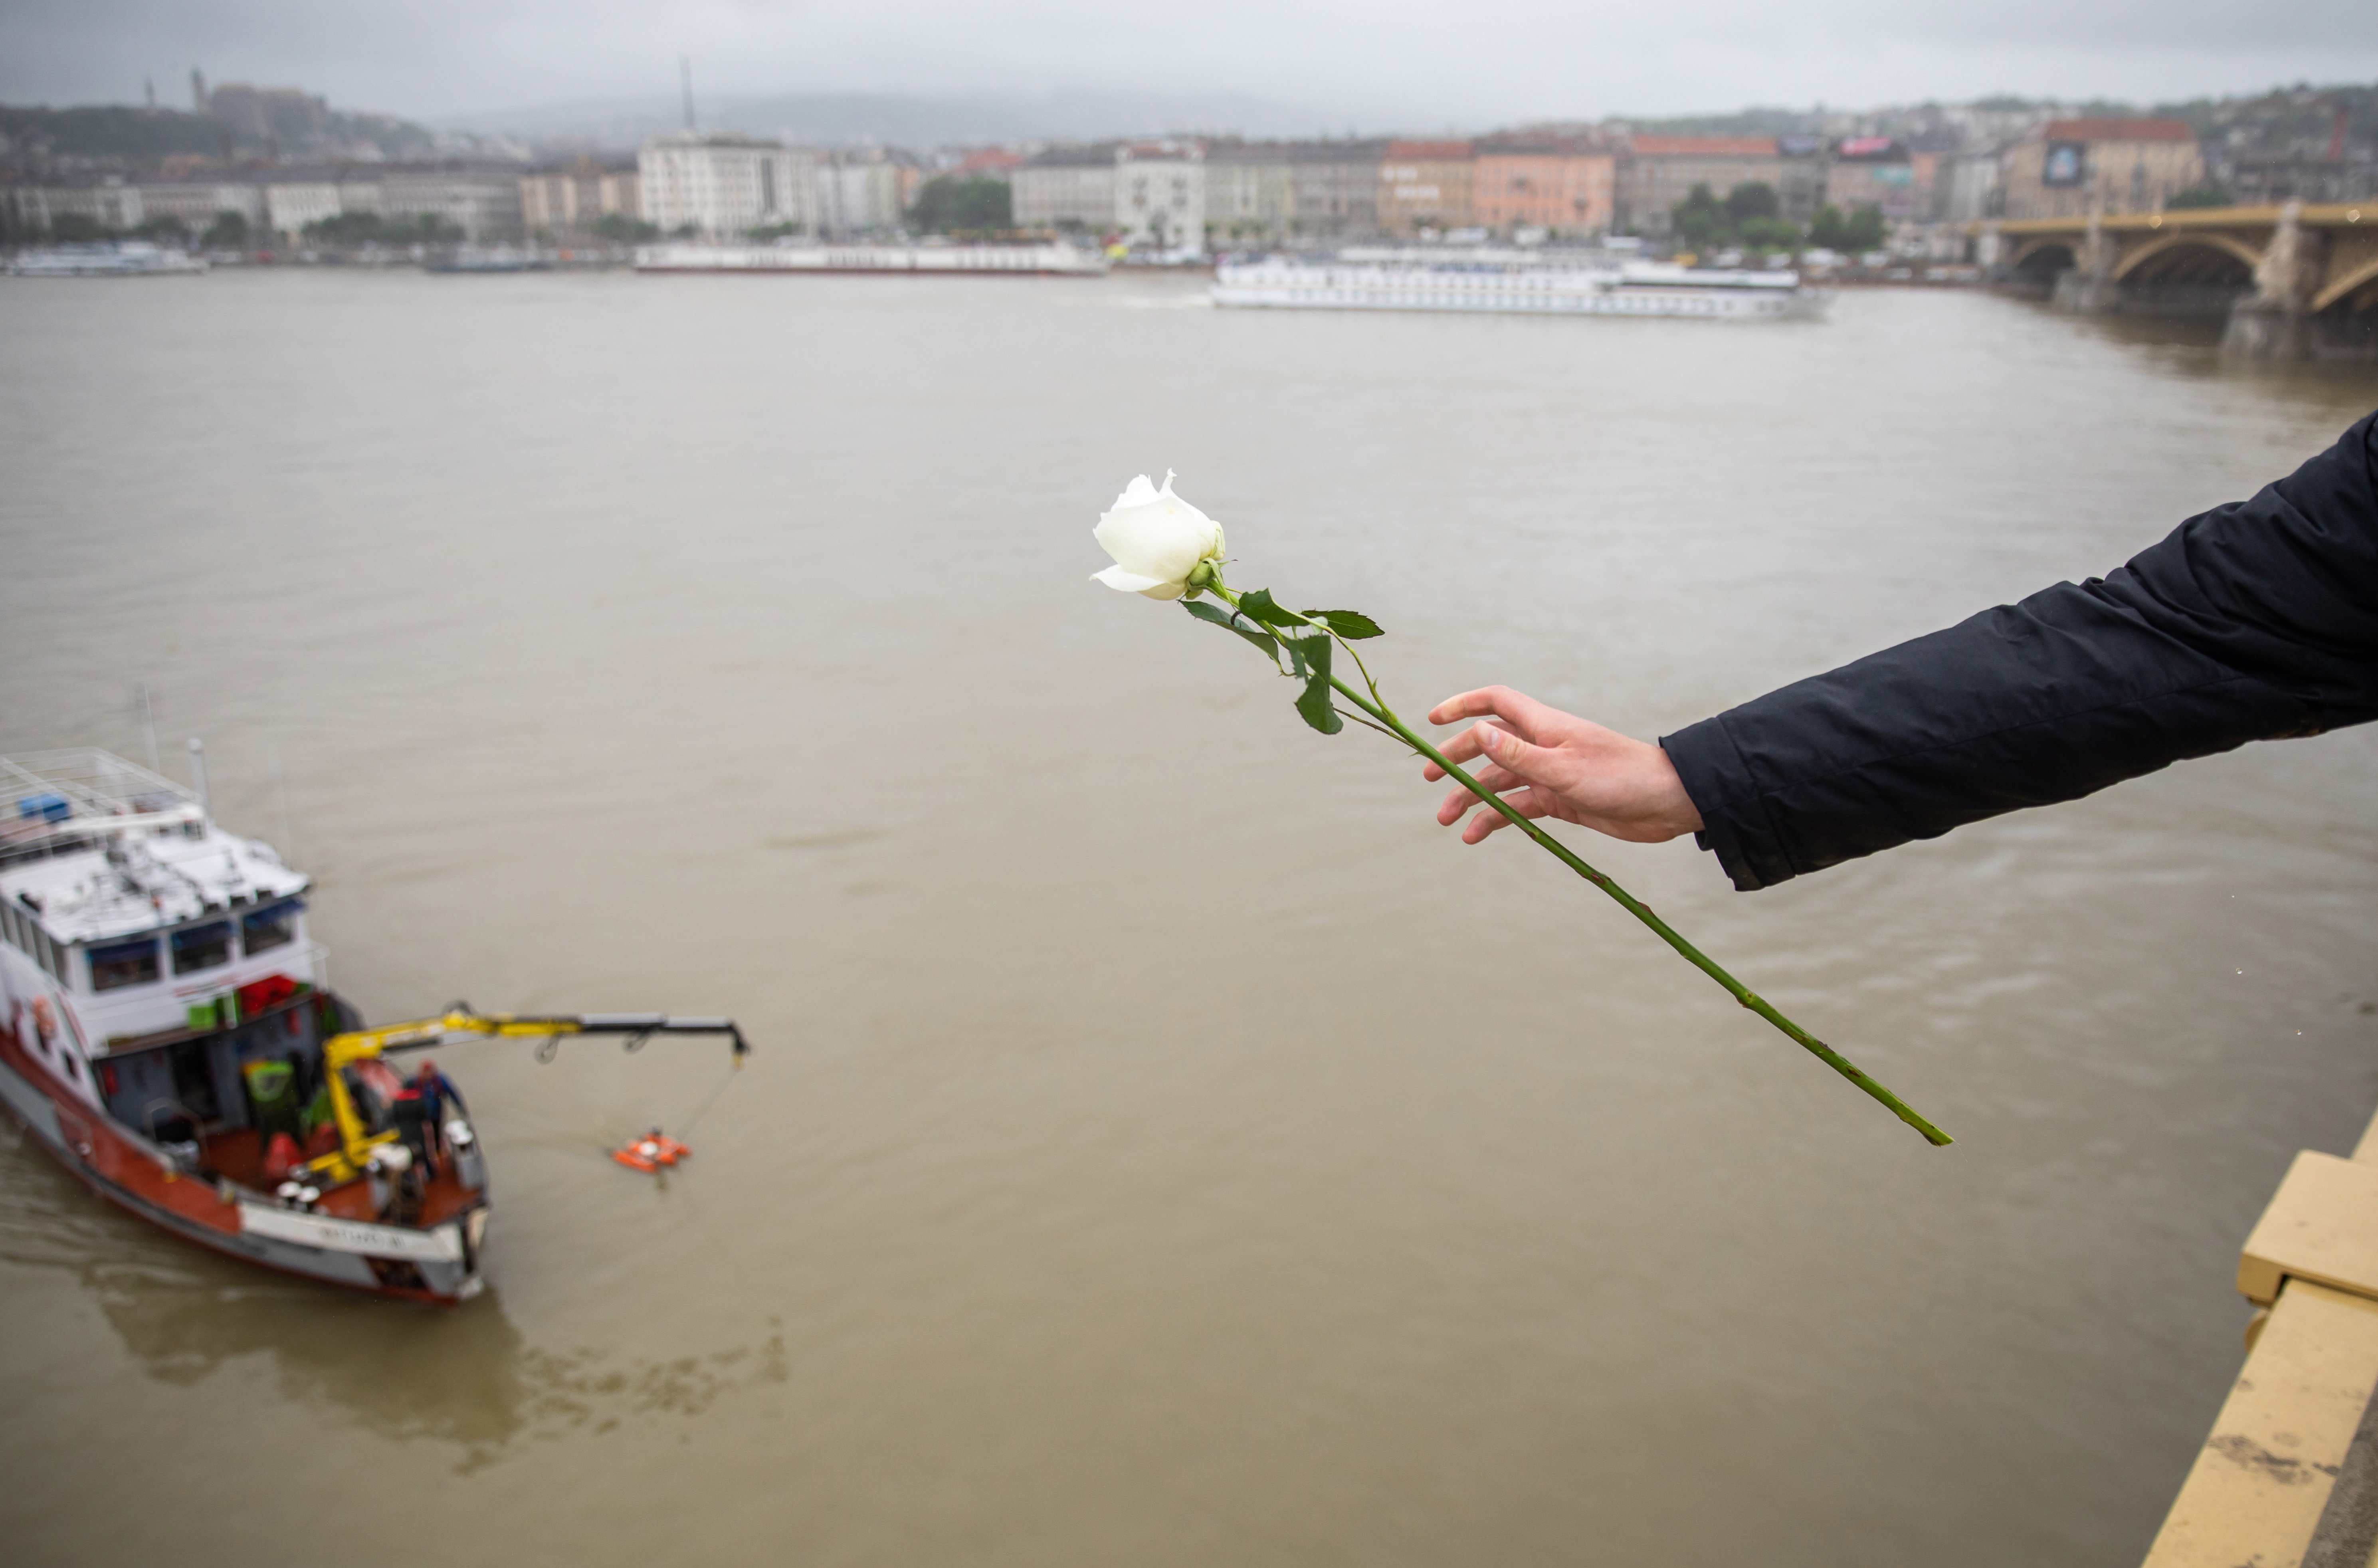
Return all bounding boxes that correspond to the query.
[1203,579,1952,1148]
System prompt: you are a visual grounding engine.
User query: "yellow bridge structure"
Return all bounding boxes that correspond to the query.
[1984,202,2377,361]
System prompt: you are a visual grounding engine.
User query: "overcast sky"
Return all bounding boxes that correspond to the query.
[2,0,2372,127]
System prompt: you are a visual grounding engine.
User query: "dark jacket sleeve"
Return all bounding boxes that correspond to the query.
[1661,409,2378,892]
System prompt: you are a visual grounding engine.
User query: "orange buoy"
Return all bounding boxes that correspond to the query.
[611,1127,690,1174]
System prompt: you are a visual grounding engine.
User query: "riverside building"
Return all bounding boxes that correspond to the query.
[1471,136,1618,237]
[1999,118,2204,220]
[1618,136,1790,238]
[1377,140,1475,234]
[1288,140,1388,239]
[1204,141,1295,245]
[1010,144,1121,234]
[1115,143,1205,252]
[638,131,817,240]
[521,159,642,239]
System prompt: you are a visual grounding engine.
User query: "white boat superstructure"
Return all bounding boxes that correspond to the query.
[637,239,1109,277]
[8,242,208,277]
[0,750,318,1059]
[1212,255,1826,320]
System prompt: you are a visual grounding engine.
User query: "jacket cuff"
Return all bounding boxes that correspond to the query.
[1660,717,1796,893]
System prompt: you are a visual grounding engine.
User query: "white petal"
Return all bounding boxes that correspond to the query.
[1092,564,1169,594]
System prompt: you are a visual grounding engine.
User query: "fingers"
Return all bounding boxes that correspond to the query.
[1462,788,1548,843]
[1467,721,1558,789]
[1426,685,1554,735]
[1422,719,1515,778]
[1434,764,1523,825]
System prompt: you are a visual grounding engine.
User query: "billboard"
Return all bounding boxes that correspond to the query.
[2043,142,2086,188]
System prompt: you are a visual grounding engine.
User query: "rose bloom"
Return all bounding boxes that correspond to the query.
[1091,471,1224,600]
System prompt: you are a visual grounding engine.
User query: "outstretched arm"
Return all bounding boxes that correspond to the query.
[1431,410,2378,890]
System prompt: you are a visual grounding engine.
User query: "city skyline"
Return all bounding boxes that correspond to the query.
[2,0,2373,134]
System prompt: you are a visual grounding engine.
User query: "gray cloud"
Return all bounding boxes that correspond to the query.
[2,0,2371,128]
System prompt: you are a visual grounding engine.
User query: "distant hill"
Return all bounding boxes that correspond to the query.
[0,101,449,168]
[436,87,1435,150]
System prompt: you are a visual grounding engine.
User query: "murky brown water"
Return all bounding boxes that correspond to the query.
[3,268,2376,1564]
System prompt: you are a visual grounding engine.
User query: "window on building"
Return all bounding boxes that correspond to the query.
[242,899,302,955]
[172,921,232,975]
[89,936,162,992]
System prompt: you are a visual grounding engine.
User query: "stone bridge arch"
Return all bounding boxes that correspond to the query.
[2006,238,2078,279]
[2313,254,2378,315]
[2112,230,2263,285]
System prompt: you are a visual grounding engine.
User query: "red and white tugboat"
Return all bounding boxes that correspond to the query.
[0,749,746,1303]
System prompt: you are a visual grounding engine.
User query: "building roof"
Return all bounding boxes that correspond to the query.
[1020,144,1120,168]
[1385,140,1474,160]
[1474,135,1611,158]
[644,131,788,150]
[1629,136,1779,158]
[2042,118,2196,144]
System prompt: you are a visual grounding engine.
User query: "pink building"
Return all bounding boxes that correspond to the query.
[1472,137,1618,236]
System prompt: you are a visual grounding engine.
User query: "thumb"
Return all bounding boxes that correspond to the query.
[1474,723,1550,784]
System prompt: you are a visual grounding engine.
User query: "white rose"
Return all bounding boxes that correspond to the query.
[1091,470,1225,600]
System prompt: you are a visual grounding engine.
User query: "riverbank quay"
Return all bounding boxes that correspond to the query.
[2144,1099,2378,1565]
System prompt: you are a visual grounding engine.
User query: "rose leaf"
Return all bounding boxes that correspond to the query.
[1182,598,1282,663]
[1304,610,1384,640]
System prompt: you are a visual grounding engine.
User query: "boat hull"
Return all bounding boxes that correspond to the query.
[0,1017,482,1303]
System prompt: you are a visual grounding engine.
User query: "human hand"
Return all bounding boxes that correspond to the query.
[1425,686,1705,845]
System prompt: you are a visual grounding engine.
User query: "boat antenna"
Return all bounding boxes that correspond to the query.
[137,683,159,772]
[187,737,209,820]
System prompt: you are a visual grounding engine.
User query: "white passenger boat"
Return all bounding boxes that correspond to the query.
[1212,255,1825,319]
[637,239,1108,277]
[0,749,747,1303]
[8,241,207,278]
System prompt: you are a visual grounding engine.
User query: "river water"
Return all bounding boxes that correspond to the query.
[2,268,2375,1564]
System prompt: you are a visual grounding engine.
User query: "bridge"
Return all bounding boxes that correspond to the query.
[1985,202,2377,360]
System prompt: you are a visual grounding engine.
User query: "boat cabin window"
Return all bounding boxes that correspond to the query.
[88,936,162,992]
[241,899,301,956]
[171,921,233,975]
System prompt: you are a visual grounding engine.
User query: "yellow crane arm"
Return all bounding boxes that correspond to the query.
[308,1009,748,1182]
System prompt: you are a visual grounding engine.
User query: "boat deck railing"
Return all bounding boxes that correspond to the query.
[3,749,199,822]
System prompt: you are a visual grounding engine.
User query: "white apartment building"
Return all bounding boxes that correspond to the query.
[5,180,149,234]
[1010,145,1119,232]
[136,180,269,236]
[1115,144,1204,253]
[265,178,380,238]
[639,131,817,239]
